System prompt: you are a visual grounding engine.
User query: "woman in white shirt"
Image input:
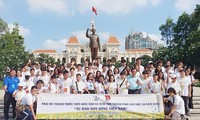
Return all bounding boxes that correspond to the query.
[150,74,161,94]
[85,73,96,94]
[141,71,151,94]
[116,71,128,95]
[106,75,117,94]
[96,75,107,94]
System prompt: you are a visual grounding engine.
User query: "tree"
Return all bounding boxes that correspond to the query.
[155,5,200,67]
[139,55,153,66]
[35,53,56,64]
[0,19,30,77]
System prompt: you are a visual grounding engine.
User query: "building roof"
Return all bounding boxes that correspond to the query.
[32,49,57,54]
[107,36,120,44]
[67,36,79,44]
[126,48,153,52]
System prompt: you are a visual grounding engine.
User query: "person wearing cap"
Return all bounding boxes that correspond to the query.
[177,69,192,116]
[148,61,155,75]
[72,74,86,94]
[164,87,185,120]
[13,83,26,105]
[49,67,54,76]
[13,82,26,117]
[167,74,181,96]
[3,69,20,120]
[127,68,142,94]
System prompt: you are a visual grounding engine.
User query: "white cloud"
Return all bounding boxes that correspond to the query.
[27,0,72,15]
[78,0,161,15]
[175,0,200,13]
[8,24,30,37]
[43,38,67,51]
[0,0,3,8]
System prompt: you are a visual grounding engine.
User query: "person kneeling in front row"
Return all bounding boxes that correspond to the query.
[15,86,38,120]
[164,87,185,120]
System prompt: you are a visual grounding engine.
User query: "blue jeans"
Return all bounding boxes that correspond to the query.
[15,109,33,120]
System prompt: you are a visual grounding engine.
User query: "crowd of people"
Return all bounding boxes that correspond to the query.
[3,57,197,120]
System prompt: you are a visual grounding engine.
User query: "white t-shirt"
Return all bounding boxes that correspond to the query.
[13,89,26,101]
[73,81,86,92]
[85,80,95,90]
[141,79,151,94]
[59,78,73,94]
[177,77,191,96]
[167,81,181,95]
[23,79,34,92]
[150,81,161,94]
[167,95,185,114]
[30,76,38,86]
[21,93,36,106]
[96,82,106,94]
[106,82,117,94]
[116,78,128,95]
[48,82,59,94]
[38,75,50,87]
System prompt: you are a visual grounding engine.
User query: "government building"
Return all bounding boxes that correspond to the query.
[32,35,154,64]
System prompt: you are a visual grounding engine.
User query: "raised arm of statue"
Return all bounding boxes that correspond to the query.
[86,28,91,38]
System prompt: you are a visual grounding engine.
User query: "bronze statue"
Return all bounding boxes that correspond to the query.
[86,26,100,62]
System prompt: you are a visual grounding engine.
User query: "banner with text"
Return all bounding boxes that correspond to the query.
[36,94,164,119]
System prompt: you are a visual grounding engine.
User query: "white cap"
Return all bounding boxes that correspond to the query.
[170,74,177,79]
[148,61,153,64]
[50,67,54,71]
[25,72,31,76]
[18,82,24,87]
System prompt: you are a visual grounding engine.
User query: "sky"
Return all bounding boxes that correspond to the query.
[0,0,200,52]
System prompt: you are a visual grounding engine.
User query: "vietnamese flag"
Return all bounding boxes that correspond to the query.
[92,6,97,15]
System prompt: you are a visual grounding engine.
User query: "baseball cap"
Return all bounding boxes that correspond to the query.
[170,74,177,79]
[18,82,24,87]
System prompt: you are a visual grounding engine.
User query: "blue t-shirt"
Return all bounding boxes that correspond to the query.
[4,76,20,94]
[127,75,142,90]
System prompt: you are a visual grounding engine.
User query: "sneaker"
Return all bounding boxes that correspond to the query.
[185,113,191,116]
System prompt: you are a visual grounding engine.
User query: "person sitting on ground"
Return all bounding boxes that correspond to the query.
[15,86,38,120]
[164,87,185,120]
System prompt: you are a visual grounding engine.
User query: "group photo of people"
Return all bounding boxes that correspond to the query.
[3,57,198,120]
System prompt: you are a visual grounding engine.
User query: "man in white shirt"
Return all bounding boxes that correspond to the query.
[72,74,86,94]
[164,87,185,120]
[59,70,73,94]
[177,69,191,116]
[29,69,38,85]
[16,86,38,120]
[136,58,144,73]
[119,60,127,74]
